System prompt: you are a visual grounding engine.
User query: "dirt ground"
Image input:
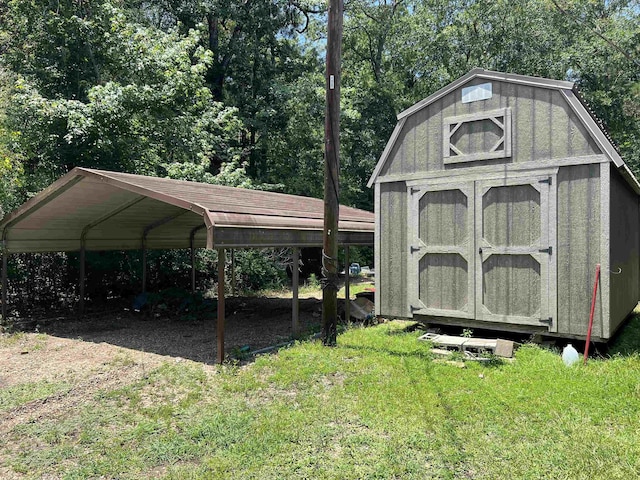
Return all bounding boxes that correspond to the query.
[0,294,333,449]
[2,294,325,372]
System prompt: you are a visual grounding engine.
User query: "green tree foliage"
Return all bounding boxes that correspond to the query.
[0,68,24,217]
[1,0,639,298]
[140,0,319,179]
[0,0,244,199]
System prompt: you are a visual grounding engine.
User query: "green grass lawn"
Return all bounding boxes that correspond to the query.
[2,320,640,479]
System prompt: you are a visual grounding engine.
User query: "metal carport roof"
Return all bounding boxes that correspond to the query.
[0,168,374,253]
[0,168,374,362]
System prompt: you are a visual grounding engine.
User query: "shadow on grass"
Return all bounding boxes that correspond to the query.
[383,321,423,335]
[339,342,434,361]
[608,315,640,357]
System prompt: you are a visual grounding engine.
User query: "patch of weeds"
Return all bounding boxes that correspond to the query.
[0,331,26,346]
[28,334,49,351]
[307,273,320,289]
[337,281,374,300]
[229,345,251,361]
[108,350,137,368]
[479,351,505,367]
[384,320,421,335]
[0,380,71,412]
[448,350,465,362]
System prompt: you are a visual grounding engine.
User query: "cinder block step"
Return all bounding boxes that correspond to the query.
[419,333,516,358]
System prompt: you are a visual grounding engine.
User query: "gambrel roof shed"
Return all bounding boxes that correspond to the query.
[369,68,640,341]
[368,68,639,192]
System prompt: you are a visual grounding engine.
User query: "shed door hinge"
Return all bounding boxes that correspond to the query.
[410,187,419,195]
[410,305,420,312]
[539,317,553,325]
[538,246,552,255]
[410,245,421,254]
[539,177,552,185]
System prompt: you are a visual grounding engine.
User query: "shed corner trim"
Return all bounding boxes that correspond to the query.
[367,116,408,188]
[559,89,624,168]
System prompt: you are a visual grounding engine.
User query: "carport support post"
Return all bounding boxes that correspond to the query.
[344,246,350,322]
[292,247,300,337]
[1,245,7,328]
[217,248,226,364]
[231,249,236,296]
[190,233,196,293]
[79,244,86,317]
[141,245,147,293]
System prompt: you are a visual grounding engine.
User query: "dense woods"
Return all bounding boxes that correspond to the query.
[1,0,639,214]
[0,0,638,305]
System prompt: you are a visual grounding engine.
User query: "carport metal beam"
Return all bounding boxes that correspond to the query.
[344,246,350,323]
[292,247,300,337]
[1,245,7,328]
[217,248,225,363]
[189,224,206,293]
[141,211,189,292]
[231,249,236,296]
[79,196,147,315]
[79,245,86,317]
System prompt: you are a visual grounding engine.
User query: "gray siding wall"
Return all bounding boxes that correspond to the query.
[380,79,600,178]
[609,165,640,335]
[556,165,602,337]
[379,182,408,317]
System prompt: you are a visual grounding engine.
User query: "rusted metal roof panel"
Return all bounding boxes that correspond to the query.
[0,168,374,253]
[85,169,372,222]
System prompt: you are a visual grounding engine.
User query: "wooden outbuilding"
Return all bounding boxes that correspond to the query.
[368,69,640,341]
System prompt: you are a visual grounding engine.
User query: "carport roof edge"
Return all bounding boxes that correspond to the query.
[0,168,374,253]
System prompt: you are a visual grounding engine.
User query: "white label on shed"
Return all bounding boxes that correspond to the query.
[462,83,492,103]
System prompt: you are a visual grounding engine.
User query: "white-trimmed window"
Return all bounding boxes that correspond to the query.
[443,108,512,164]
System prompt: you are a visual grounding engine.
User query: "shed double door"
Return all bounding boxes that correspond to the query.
[408,174,557,332]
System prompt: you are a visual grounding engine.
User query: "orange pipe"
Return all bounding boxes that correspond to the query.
[584,264,601,365]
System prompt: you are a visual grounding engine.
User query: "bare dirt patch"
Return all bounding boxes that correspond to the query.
[35,295,323,363]
[0,295,327,471]
[1,295,324,392]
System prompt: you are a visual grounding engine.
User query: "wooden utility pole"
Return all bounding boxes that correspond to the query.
[322,0,343,346]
